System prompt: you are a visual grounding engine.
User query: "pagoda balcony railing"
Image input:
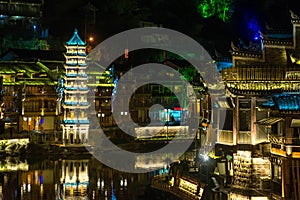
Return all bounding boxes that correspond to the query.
[65,86,78,90]
[79,102,89,106]
[66,52,86,56]
[63,119,90,124]
[222,67,300,81]
[66,74,77,77]
[64,102,89,106]
[66,62,87,66]
[64,102,78,106]
[78,73,87,77]
[78,87,88,91]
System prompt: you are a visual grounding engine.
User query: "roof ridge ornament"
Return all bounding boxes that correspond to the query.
[290,10,300,19]
[230,41,240,51]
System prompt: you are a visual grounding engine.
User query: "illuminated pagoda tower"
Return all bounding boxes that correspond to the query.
[62,29,89,145]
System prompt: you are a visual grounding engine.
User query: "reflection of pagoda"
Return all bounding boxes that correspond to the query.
[59,159,89,199]
[62,29,90,145]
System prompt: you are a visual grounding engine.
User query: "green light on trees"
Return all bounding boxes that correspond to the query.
[197,0,234,22]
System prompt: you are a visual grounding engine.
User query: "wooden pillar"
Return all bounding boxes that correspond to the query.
[251,97,256,145]
[292,159,298,200]
[297,160,300,200]
[285,117,293,145]
[233,97,238,145]
[282,158,292,199]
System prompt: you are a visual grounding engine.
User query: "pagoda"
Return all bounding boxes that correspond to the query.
[62,29,90,145]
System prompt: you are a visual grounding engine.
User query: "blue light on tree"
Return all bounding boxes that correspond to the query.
[254,32,261,40]
[247,17,261,41]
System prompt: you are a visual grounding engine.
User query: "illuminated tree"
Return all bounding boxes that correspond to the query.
[197,0,234,22]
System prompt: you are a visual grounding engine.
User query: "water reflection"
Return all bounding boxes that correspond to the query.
[0,156,167,200]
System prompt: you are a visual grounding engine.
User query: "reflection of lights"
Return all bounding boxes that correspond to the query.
[121,111,128,116]
[120,179,127,187]
[39,175,43,184]
[40,184,43,194]
[98,113,105,118]
[92,190,95,199]
[23,117,27,121]
[203,155,209,161]
[80,185,84,195]
[28,184,31,192]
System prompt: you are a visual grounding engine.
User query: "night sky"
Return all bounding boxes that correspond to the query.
[42,0,300,54]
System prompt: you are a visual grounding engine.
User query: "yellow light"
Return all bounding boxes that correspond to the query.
[89,37,94,42]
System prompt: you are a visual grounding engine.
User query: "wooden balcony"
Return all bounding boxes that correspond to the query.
[217,130,233,145]
[270,135,300,158]
[222,67,300,82]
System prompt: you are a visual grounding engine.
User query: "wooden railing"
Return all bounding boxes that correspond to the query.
[222,67,300,82]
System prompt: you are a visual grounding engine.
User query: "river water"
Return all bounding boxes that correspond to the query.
[0,155,171,200]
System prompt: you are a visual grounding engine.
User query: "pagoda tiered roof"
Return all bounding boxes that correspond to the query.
[66,29,86,46]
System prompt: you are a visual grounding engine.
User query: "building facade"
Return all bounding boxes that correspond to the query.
[209,11,300,200]
[0,49,64,143]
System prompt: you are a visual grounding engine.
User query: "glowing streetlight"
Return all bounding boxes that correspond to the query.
[89,36,94,42]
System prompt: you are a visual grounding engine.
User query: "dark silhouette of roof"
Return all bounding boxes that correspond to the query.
[0,48,65,62]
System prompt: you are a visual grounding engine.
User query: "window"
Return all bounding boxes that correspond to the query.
[219,110,233,130]
[273,164,281,181]
[70,111,75,119]
[239,110,251,131]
